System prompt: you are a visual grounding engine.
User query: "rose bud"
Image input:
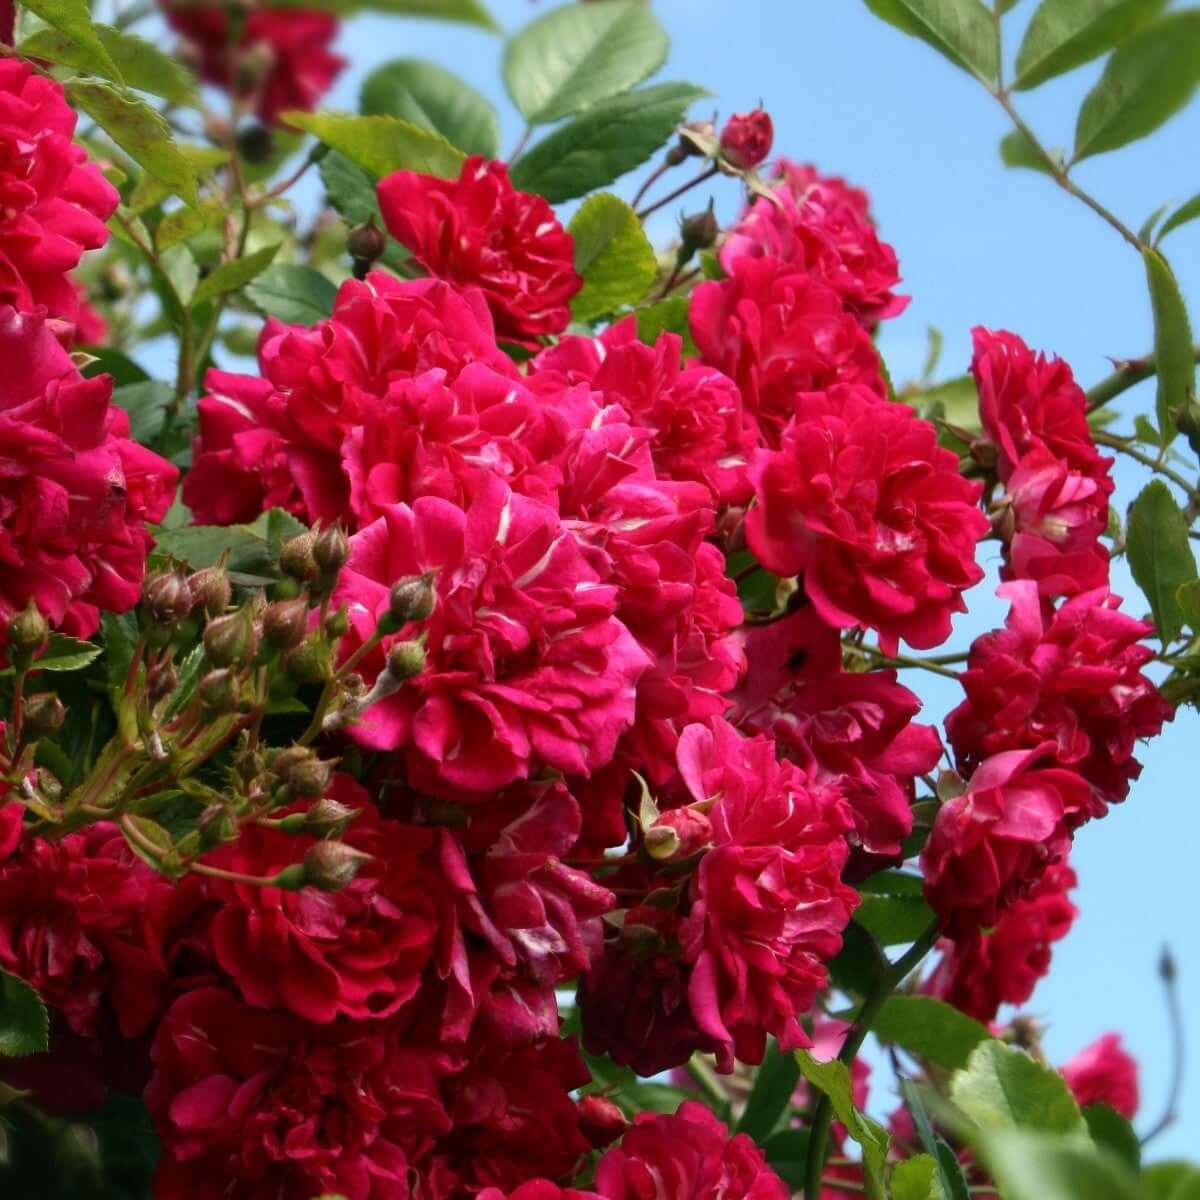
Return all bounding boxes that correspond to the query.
[188,565,232,617]
[313,524,350,576]
[305,796,360,839]
[23,692,66,738]
[8,598,48,657]
[142,569,193,625]
[303,840,372,892]
[578,1095,628,1149]
[678,199,719,264]
[667,118,716,164]
[197,667,239,712]
[348,219,388,280]
[386,639,426,681]
[279,530,318,581]
[652,806,713,860]
[263,597,309,651]
[204,607,259,667]
[719,108,773,170]
[387,572,435,627]
[288,755,336,799]
[235,121,274,165]
[324,605,350,639]
[286,634,331,684]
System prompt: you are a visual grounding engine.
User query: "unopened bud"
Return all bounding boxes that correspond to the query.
[718,108,773,171]
[272,745,314,781]
[279,531,318,582]
[287,634,331,683]
[235,120,274,165]
[197,804,238,848]
[313,524,350,575]
[386,639,426,681]
[142,569,193,625]
[233,42,275,101]
[678,200,719,260]
[188,566,231,617]
[668,119,715,164]
[305,796,360,839]
[203,608,258,667]
[198,667,239,712]
[263,597,309,651]
[578,1095,628,1149]
[651,807,712,860]
[272,862,308,891]
[147,660,179,705]
[23,693,65,738]
[324,605,350,639]
[288,756,336,799]
[388,573,435,626]
[347,219,387,271]
[303,840,372,892]
[8,599,48,657]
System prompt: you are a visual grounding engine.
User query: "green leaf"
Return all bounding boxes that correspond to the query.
[977,1128,1143,1200]
[361,59,499,158]
[31,633,102,673]
[736,1040,801,1142]
[20,0,123,85]
[1157,192,1200,244]
[901,1080,972,1200]
[155,509,307,583]
[949,1039,1088,1137]
[0,970,49,1058]
[156,200,224,251]
[871,996,989,1072]
[795,1051,890,1197]
[191,243,281,308]
[1082,1104,1140,1171]
[1073,11,1200,162]
[762,1129,811,1188]
[162,644,206,722]
[1127,479,1197,645]
[854,874,937,946]
[1014,0,1168,90]
[80,347,150,386]
[112,381,173,444]
[1177,578,1200,630]
[1144,246,1196,443]
[1143,1163,1200,1198]
[504,0,669,126]
[66,81,197,206]
[245,264,338,325]
[892,1155,945,1200]
[860,0,999,83]
[510,82,707,203]
[320,150,381,226]
[286,111,465,180]
[569,193,656,322]
[830,920,886,997]
[634,295,698,356]
[270,0,496,27]
[21,24,198,104]
[999,128,1059,174]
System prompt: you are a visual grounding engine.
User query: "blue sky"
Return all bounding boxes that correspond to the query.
[314,0,1200,1153]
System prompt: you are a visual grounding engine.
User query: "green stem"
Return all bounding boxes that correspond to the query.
[804,921,940,1200]
[1093,430,1200,503]
[1087,347,1200,412]
[686,1053,729,1111]
[636,165,719,221]
[843,642,963,680]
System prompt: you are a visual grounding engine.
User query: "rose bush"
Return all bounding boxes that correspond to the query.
[0,2,1195,1198]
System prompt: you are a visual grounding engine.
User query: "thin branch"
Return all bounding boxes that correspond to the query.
[636,165,719,221]
[1093,430,1200,504]
[1142,945,1186,1146]
[1087,348,1200,412]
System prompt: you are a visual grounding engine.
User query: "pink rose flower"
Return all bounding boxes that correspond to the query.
[1060,1032,1140,1119]
[0,61,118,334]
[746,384,988,653]
[946,581,1171,809]
[690,256,886,444]
[379,156,582,343]
[0,307,176,643]
[331,476,649,796]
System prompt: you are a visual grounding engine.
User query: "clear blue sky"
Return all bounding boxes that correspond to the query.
[315,0,1199,1154]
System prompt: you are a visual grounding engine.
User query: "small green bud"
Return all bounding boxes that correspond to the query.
[203,608,258,667]
[388,572,436,626]
[286,634,331,684]
[386,639,426,681]
[279,531,318,582]
[263,597,309,651]
[304,796,360,839]
[347,218,387,270]
[23,692,65,738]
[198,667,239,712]
[303,840,372,892]
[324,605,350,639]
[313,524,350,576]
[142,569,194,625]
[678,199,719,260]
[188,565,232,617]
[288,755,336,799]
[8,599,48,657]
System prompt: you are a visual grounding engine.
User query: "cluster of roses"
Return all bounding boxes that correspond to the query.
[0,35,1172,1193]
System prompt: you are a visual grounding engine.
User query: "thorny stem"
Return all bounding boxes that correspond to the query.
[1093,430,1200,503]
[843,642,963,680]
[636,165,719,221]
[804,921,941,1200]
[1086,350,1200,412]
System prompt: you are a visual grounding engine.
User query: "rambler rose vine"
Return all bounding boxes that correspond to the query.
[0,0,1196,1197]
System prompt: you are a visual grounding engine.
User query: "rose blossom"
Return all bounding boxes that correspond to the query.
[690,256,886,444]
[0,307,176,643]
[925,860,1078,1022]
[747,384,988,652]
[379,156,582,343]
[731,606,941,860]
[164,2,344,124]
[719,108,774,170]
[721,158,907,324]
[593,1100,788,1199]
[0,61,118,334]
[184,272,516,526]
[1060,1032,1140,1119]
[946,581,1171,809]
[479,1185,600,1200]
[331,476,648,796]
[921,744,1092,940]
[676,717,858,1069]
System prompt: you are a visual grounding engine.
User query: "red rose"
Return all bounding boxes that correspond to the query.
[594,1100,788,1199]
[690,257,886,444]
[164,2,344,125]
[379,156,582,343]
[746,384,988,653]
[1060,1033,1140,1120]
[0,61,118,335]
[0,307,177,643]
[946,581,1171,808]
[719,109,774,170]
[921,745,1091,939]
[926,861,1078,1022]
